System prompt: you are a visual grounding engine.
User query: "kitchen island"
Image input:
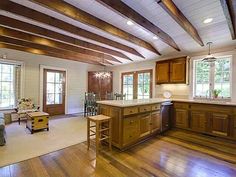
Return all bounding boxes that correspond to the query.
[97,98,171,149]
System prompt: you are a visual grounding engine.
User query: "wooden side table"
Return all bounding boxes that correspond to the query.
[26,112,49,134]
[87,115,112,156]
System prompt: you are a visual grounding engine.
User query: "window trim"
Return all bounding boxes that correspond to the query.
[0,59,24,110]
[192,55,232,100]
[121,69,153,99]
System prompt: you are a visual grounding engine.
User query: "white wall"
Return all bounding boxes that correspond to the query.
[0,48,102,114]
[109,49,236,101]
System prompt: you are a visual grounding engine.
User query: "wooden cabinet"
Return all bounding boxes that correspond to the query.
[139,113,151,137]
[170,58,186,83]
[155,61,169,84]
[151,111,161,133]
[190,111,207,132]
[123,116,140,146]
[156,57,187,84]
[211,113,229,137]
[175,109,189,128]
[88,71,112,100]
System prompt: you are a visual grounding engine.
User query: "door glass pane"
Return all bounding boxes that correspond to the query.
[46,71,64,105]
[55,93,62,104]
[138,72,151,99]
[47,93,54,105]
[122,74,133,100]
[47,72,55,82]
[55,84,62,94]
[47,83,55,94]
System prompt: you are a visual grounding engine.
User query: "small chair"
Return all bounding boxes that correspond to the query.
[114,93,126,100]
[15,98,39,125]
[84,92,97,117]
[87,115,112,156]
[105,92,113,100]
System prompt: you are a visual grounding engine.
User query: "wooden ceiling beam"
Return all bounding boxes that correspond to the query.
[29,0,161,55]
[0,43,103,65]
[0,0,144,58]
[0,26,121,63]
[0,15,132,61]
[220,0,236,40]
[96,0,180,51]
[157,0,204,46]
[0,36,113,65]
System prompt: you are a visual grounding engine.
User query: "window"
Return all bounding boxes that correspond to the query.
[122,70,152,100]
[193,56,231,99]
[122,73,134,100]
[0,62,21,109]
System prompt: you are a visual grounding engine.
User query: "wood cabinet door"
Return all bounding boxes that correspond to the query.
[88,71,112,100]
[190,111,207,132]
[123,116,140,146]
[156,61,169,84]
[139,113,151,137]
[170,58,186,83]
[211,113,229,136]
[175,109,189,128]
[151,111,161,133]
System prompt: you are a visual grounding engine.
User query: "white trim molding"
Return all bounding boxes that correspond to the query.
[39,65,68,114]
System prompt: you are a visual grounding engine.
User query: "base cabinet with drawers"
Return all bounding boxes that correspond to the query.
[173,102,235,140]
[98,103,162,149]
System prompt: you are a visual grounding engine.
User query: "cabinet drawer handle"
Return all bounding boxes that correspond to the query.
[130,110,133,113]
[144,108,146,111]
[130,121,134,124]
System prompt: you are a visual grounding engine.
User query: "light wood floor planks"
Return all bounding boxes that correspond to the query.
[0,130,236,177]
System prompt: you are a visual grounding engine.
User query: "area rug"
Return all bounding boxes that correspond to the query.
[0,116,87,167]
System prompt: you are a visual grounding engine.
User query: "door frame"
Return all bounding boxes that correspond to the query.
[39,65,68,114]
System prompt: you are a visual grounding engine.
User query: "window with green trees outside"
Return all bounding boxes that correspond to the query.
[193,56,231,99]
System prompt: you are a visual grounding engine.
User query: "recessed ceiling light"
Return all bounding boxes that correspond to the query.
[203,18,213,24]
[153,36,158,40]
[127,20,134,26]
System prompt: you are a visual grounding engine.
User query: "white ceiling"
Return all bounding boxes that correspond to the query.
[1,0,236,65]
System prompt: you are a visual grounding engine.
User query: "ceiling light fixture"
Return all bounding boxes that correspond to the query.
[203,18,213,24]
[127,20,134,26]
[202,42,216,62]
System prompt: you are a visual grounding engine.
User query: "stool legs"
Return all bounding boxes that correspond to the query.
[96,122,100,156]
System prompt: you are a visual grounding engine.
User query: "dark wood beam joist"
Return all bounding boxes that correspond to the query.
[96,0,180,51]
[0,16,132,61]
[0,43,103,65]
[220,0,236,40]
[157,0,204,46]
[0,26,121,63]
[29,0,161,55]
[0,0,144,58]
[0,36,113,65]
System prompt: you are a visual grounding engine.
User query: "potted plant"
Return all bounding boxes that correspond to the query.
[212,89,221,98]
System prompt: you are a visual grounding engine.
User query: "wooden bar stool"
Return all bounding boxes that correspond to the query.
[87,115,112,155]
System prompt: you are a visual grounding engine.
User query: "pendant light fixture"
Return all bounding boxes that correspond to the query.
[94,58,111,79]
[202,42,216,62]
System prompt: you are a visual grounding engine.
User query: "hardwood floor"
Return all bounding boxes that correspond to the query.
[1,130,236,177]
